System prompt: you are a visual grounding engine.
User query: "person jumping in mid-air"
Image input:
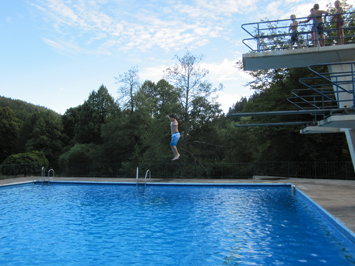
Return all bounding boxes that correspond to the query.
[166,114,180,161]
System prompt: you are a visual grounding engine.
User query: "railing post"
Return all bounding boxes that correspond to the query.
[193,162,195,179]
[351,63,355,109]
[166,163,168,179]
[345,162,348,180]
[221,163,223,179]
[257,23,260,52]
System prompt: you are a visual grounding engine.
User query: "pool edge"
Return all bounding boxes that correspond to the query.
[0,180,35,188]
[34,180,294,187]
[296,187,355,245]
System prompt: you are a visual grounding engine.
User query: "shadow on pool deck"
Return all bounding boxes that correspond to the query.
[1,176,355,233]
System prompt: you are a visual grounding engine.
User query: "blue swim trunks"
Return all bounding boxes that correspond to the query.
[170,132,180,147]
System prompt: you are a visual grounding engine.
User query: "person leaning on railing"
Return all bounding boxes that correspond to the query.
[300,3,328,47]
[331,0,345,45]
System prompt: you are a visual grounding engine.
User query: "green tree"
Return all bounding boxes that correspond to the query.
[187,97,224,163]
[115,66,140,113]
[0,96,60,123]
[135,79,183,163]
[101,109,147,165]
[59,143,102,165]
[25,111,65,163]
[0,107,19,163]
[1,151,48,177]
[72,85,118,145]
[62,106,80,146]
[231,65,351,163]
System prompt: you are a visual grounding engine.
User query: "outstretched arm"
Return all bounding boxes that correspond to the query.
[166,115,171,121]
[299,16,312,23]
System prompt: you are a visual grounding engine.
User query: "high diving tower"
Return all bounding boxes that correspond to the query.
[232,13,355,170]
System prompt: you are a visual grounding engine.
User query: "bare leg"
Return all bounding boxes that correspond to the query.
[171,146,180,160]
[337,28,345,45]
[320,33,325,46]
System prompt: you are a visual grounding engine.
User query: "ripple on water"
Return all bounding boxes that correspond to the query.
[0,184,354,265]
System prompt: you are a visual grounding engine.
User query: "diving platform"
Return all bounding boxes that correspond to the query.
[318,115,355,129]
[243,44,355,71]
[300,126,344,134]
[300,115,355,134]
[239,13,355,170]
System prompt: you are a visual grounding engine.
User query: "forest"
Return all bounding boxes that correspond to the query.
[0,50,352,179]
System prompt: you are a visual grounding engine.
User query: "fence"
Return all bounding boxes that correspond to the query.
[1,161,354,180]
[37,162,255,179]
[254,161,355,179]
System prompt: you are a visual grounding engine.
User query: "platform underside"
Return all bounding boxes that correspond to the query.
[301,115,355,134]
[243,44,355,71]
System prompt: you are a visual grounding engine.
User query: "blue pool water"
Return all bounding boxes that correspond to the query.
[0,183,355,265]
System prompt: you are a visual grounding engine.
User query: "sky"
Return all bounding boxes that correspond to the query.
[1,0,353,115]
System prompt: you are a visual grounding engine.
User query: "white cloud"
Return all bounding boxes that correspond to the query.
[216,91,247,113]
[140,65,168,82]
[6,16,12,23]
[42,37,92,55]
[193,0,259,17]
[30,0,242,54]
[201,58,252,82]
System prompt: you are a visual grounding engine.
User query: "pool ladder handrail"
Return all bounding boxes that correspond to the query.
[144,169,151,183]
[136,167,151,184]
[41,167,46,182]
[40,167,55,184]
[48,169,55,181]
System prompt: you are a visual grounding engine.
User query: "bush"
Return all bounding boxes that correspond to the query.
[1,151,49,176]
[58,143,102,176]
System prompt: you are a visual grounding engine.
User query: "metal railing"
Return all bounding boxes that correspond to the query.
[242,11,355,52]
[1,162,354,180]
[287,61,355,117]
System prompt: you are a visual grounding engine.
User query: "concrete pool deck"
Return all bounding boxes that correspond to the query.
[1,176,355,233]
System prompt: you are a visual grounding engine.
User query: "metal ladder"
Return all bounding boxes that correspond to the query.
[40,167,55,184]
[136,167,151,185]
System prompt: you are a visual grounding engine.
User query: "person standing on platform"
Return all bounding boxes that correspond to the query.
[289,14,303,49]
[166,114,180,161]
[309,9,318,47]
[331,0,345,45]
[300,4,328,47]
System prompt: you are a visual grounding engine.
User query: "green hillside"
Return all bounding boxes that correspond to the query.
[0,96,61,123]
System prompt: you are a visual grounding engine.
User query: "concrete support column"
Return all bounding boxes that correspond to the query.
[345,129,355,172]
[328,64,354,109]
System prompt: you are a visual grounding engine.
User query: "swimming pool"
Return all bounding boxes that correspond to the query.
[0,182,355,265]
